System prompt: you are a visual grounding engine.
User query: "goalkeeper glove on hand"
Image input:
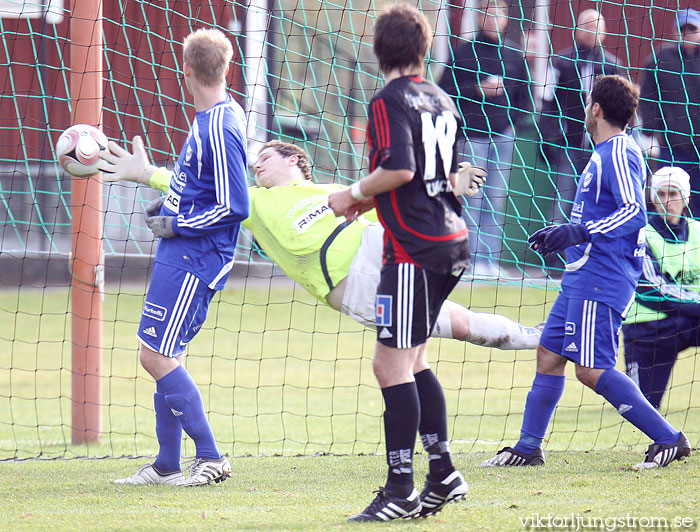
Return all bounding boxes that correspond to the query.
[145,196,164,218]
[144,197,175,239]
[97,135,156,185]
[453,161,487,196]
[146,215,176,239]
[538,223,590,257]
[527,225,558,255]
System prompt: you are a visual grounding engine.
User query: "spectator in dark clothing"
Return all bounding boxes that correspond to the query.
[639,8,700,216]
[623,166,700,409]
[438,0,531,279]
[540,9,624,225]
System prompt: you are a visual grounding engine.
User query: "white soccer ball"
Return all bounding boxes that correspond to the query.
[55,124,108,177]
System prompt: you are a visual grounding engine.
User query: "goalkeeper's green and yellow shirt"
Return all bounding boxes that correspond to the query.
[152,174,376,304]
[243,181,377,304]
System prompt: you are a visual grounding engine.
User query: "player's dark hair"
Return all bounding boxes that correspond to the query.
[373,4,432,75]
[590,74,640,130]
[260,140,312,180]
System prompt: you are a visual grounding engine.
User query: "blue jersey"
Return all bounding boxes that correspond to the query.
[561,133,647,315]
[156,96,250,290]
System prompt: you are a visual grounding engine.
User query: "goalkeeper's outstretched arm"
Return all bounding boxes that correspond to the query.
[97,136,171,188]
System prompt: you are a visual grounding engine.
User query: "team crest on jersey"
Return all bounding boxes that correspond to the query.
[375,295,393,327]
[581,171,594,191]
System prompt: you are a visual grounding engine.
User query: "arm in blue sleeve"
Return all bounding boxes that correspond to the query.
[584,145,646,239]
[635,244,700,317]
[172,129,250,238]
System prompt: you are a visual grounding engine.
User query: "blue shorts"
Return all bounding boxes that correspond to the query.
[540,293,622,369]
[136,263,215,357]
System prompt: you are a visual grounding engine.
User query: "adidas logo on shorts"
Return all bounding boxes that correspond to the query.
[170,409,183,416]
[142,326,158,338]
[379,328,393,339]
[565,342,578,352]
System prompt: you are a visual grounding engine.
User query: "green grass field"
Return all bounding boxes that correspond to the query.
[1,452,699,531]
[1,280,699,529]
[1,280,699,460]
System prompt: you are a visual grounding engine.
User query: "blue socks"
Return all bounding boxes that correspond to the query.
[156,364,221,460]
[152,392,183,472]
[514,373,565,454]
[595,368,679,444]
[513,368,679,455]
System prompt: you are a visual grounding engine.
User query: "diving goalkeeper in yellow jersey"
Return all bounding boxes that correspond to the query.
[98,138,541,349]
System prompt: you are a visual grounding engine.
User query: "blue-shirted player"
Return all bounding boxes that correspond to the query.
[481,75,691,470]
[107,29,250,485]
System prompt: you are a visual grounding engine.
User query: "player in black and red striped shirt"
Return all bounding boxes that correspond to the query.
[329,4,470,522]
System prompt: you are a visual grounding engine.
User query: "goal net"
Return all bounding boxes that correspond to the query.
[1,0,698,459]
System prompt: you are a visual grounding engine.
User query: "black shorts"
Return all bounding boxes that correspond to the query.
[375,262,462,348]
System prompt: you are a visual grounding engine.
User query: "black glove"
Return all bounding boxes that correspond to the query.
[531,223,590,257]
[527,225,558,255]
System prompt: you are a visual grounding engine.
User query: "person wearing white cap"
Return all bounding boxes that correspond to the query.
[639,8,700,214]
[622,166,700,408]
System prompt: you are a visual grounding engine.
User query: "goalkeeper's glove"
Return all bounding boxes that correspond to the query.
[145,196,164,218]
[97,135,157,185]
[529,223,590,257]
[453,161,487,197]
[144,196,176,239]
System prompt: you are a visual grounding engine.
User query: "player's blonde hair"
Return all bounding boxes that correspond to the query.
[183,29,233,87]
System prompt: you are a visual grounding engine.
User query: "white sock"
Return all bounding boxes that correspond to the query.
[465,311,541,350]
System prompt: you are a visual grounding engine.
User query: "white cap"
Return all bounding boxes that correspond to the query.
[650,166,691,201]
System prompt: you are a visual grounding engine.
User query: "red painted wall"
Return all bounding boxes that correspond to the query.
[2,3,243,166]
[549,0,695,81]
